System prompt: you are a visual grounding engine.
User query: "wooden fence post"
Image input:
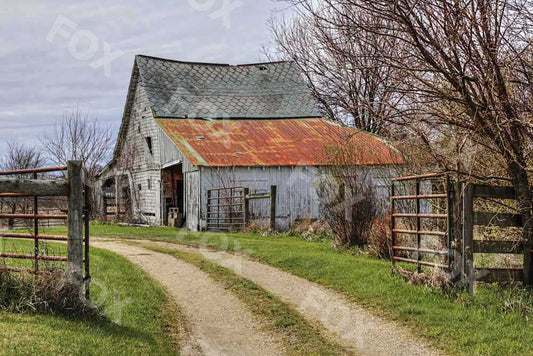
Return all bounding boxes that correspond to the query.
[67,161,84,285]
[115,175,119,220]
[270,185,277,230]
[391,181,396,270]
[415,180,421,273]
[525,235,533,287]
[450,180,463,275]
[462,183,474,294]
[243,188,250,227]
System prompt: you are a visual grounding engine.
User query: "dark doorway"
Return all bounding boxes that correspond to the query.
[176,179,184,215]
[162,163,184,226]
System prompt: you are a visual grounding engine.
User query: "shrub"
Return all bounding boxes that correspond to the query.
[367,214,392,259]
[316,169,377,247]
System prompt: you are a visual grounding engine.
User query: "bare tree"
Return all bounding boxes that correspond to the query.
[113,141,140,223]
[280,0,533,282]
[0,141,44,229]
[267,3,405,134]
[0,141,44,173]
[41,109,113,180]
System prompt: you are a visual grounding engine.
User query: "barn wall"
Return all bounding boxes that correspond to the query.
[199,166,315,230]
[185,170,200,231]
[196,165,396,231]
[198,166,317,230]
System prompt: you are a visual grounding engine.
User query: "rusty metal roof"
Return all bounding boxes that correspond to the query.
[156,118,403,167]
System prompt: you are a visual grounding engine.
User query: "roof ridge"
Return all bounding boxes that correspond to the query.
[136,54,230,67]
[236,60,293,67]
[135,54,293,67]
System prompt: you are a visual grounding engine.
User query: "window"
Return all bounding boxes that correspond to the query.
[138,184,142,191]
[145,136,153,155]
[147,179,152,190]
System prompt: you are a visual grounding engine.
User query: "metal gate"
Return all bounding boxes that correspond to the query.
[206,187,246,231]
[391,173,453,272]
[0,162,91,297]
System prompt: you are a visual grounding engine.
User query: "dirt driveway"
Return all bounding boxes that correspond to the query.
[137,240,441,356]
[94,238,442,356]
[92,240,285,356]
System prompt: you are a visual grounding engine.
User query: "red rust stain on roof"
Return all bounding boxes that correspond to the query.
[156,118,403,167]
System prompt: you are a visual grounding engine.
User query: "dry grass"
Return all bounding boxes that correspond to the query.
[0,268,99,318]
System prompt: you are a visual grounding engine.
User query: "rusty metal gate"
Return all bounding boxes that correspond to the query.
[206,186,278,231]
[0,162,91,297]
[206,187,246,231]
[392,172,532,292]
[391,173,453,272]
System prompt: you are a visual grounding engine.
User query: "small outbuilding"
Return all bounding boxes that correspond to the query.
[96,55,402,231]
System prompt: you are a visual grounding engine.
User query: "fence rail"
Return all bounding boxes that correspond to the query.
[391,174,531,293]
[0,165,68,176]
[206,185,277,231]
[391,173,452,273]
[0,161,91,298]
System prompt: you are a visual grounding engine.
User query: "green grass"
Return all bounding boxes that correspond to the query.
[0,238,181,355]
[42,222,533,355]
[141,244,348,355]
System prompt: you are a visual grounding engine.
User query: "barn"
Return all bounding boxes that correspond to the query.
[96,55,402,231]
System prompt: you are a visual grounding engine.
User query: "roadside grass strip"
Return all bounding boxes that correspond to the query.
[0,239,182,355]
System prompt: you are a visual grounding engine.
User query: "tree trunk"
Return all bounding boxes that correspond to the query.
[8,204,15,230]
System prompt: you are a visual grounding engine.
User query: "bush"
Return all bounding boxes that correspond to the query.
[316,169,377,247]
[0,268,100,318]
[367,214,392,259]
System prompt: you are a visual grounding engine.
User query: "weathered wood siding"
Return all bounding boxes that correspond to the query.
[196,165,395,231]
[157,126,195,173]
[185,170,200,231]
[98,75,162,223]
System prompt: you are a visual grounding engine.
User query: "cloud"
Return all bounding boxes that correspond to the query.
[0,0,288,157]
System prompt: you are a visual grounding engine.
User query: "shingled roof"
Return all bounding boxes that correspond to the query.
[135,55,321,119]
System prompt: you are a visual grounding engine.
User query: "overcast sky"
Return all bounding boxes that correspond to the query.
[0,0,290,159]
